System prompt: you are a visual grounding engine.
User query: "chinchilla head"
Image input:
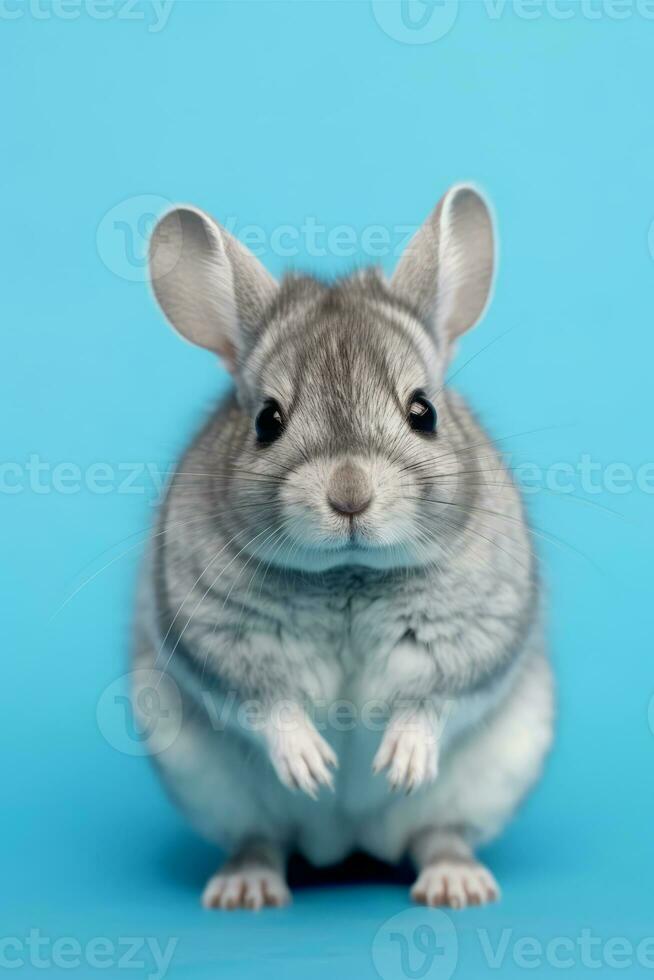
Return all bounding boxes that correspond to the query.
[149,185,495,572]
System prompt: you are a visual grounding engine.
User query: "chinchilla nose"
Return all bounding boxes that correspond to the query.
[327,460,373,516]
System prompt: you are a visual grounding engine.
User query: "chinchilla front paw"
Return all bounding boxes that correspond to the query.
[266,709,337,799]
[373,712,440,794]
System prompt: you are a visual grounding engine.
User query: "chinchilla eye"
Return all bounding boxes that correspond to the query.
[408,392,437,434]
[255,399,284,444]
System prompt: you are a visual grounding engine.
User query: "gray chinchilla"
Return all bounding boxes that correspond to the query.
[132,184,554,910]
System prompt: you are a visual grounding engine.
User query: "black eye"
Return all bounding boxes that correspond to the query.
[408,393,437,434]
[255,399,284,444]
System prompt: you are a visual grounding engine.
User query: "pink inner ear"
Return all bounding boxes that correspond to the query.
[216,337,238,372]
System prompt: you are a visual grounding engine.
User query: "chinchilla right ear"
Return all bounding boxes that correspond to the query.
[391,184,495,350]
[149,206,277,372]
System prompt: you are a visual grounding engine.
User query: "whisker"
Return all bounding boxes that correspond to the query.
[155,517,286,686]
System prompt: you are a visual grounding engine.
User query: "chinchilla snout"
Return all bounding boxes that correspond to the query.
[327,460,373,516]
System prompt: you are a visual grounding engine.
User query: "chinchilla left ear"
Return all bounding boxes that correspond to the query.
[391,184,495,347]
[149,205,277,372]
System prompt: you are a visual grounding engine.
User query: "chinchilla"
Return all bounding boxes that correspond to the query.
[132,184,554,910]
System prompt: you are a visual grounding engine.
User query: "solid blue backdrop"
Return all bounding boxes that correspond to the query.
[2,1,653,977]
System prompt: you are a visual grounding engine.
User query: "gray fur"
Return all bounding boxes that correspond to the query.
[134,185,553,905]
[155,377,536,704]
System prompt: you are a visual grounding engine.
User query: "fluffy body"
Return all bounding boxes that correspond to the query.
[134,193,555,908]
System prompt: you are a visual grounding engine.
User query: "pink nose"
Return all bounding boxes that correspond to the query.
[327,461,373,516]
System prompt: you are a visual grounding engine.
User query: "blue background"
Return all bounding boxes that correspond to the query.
[3,1,653,977]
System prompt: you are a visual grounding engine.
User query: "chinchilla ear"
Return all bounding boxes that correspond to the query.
[149,206,277,371]
[391,184,495,346]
